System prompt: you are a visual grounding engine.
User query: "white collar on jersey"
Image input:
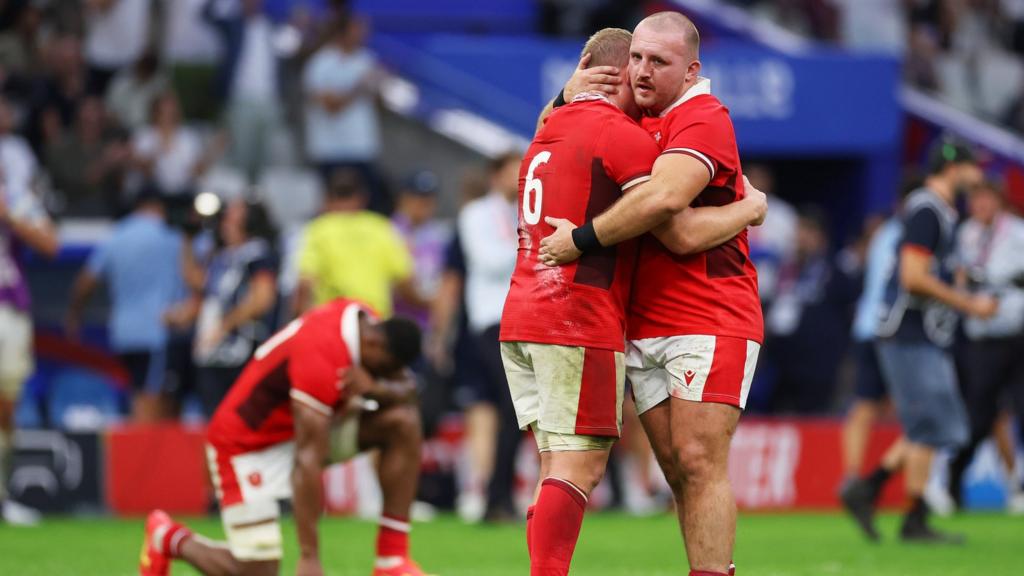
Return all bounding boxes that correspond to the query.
[571,91,612,104]
[340,303,363,364]
[658,77,712,118]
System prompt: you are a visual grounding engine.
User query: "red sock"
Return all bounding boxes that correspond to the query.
[526,505,536,558]
[376,515,411,558]
[530,478,587,576]
[729,561,736,575]
[160,523,193,558]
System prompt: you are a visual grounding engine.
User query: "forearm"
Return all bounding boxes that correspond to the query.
[904,273,973,314]
[5,217,59,258]
[652,201,754,255]
[221,279,276,333]
[291,450,324,559]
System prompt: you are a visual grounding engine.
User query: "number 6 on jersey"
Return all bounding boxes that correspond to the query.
[522,151,551,225]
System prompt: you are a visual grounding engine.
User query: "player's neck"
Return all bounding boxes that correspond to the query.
[924,176,955,206]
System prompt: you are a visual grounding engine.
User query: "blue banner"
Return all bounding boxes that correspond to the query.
[372,34,902,156]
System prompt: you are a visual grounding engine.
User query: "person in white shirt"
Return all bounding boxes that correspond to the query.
[946,181,1024,514]
[84,0,152,95]
[203,0,283,180]
[456,151,523,521]
[302,15,385,211]
[130,91,211,197]
[161,0,223,122]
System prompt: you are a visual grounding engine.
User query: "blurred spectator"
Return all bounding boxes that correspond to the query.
[83,0,153,96]
[760,207,858,413]
[295,168,422,317]
[829,0,907,53]
[105,51,169,132]
[0,4,45,76]
[189,198,279,417]
[454,151,521,521]
[1004,81,1024,135]
[745,164,797,305]
[45,97,129,217]
[428,167,493,521]
[391,170,451,329]
[905,24,941,93]
[302,14,385,211]
[203,0,284,180]
[65,191,182,422]
[160,0,223,122]
[30,33,88,149]
[129,91,213,197]
[0,97,39,201]
[0,127,58,526]
[947,181,1024,512]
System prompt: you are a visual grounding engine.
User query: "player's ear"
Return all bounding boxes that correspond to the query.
[686,59,701,83]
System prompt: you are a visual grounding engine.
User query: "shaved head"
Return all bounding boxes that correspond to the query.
[636,11,700,59]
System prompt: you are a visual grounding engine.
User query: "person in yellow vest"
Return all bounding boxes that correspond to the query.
[294,168,427,318]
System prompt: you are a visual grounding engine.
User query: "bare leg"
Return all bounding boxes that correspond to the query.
[994,413,1016,476]
[904,442,934,497]
[842,400,880,479]
[670,399,741,573]
[177,535,277,576]
[638,399,685,531]
[881,437,908,472]
[359,404,423,519]
[461,403,497,518]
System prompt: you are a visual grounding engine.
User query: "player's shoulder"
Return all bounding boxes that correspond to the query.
[665,93,730,125]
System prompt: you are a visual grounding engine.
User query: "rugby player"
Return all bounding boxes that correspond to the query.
[540,12,763,576]
[139,299,433,576]
[504,27,766,576]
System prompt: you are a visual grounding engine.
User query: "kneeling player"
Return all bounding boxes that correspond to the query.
[139,299,433,576]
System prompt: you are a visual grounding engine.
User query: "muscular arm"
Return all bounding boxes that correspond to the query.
[291,399,332,566]
[593,154,711,247]
[652,190,766,255]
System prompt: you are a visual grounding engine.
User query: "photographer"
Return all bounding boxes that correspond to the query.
[947,181,1024,512]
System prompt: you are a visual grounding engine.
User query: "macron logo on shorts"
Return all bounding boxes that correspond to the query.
[683,369,697,386]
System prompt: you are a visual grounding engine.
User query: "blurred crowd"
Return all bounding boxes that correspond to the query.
[0,0,391,219]
[734,0,1024,134]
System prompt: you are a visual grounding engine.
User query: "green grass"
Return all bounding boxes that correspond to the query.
[0,512,1018,575]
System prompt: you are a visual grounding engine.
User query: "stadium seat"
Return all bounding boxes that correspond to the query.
[46,368,124,431]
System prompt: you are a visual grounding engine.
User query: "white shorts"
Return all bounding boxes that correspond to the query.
[205,415,362,561]
[501,341,625,445]
[0,305,33,401]
[627,334,759,415]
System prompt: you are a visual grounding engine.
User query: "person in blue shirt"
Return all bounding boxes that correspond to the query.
[66,191,183,421]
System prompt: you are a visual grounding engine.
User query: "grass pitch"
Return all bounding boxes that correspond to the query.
[0,511,1017,575]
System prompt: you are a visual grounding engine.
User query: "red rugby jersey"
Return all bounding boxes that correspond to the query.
[629,81,764,343]
[206,299,371,455]
[499,97,660,351]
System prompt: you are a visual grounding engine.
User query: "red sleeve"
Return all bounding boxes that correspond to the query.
[660,101,732,181]
[287,319,350,417]
[600,120,661,191]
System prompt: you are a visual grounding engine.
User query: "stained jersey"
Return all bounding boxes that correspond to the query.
[630,80,764,343]
[500,97,661,352]
[207,299,372,455]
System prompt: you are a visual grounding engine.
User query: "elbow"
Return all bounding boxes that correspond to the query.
[899,269,923,295]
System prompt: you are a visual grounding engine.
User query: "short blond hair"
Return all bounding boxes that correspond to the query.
[581,28,632,68]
